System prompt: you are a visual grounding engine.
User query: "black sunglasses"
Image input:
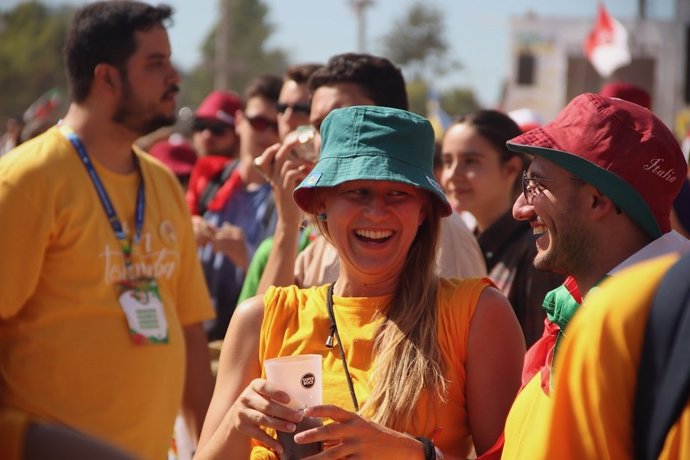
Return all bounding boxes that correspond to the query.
[246,114,278,132]
[277,102,311,115]
[192,120,231,136]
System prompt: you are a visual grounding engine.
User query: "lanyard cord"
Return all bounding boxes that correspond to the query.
[326,283,360,412]
[60,126,145,259]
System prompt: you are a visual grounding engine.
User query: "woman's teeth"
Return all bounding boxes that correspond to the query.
[355,229,393,241]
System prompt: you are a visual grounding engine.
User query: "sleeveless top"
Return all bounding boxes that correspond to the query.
[251,277,492,459]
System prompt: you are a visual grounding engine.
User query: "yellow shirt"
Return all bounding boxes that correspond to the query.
[0,128,214,459]
[501,374,551,459]
[538,254,690,460]
[253,278,492,459]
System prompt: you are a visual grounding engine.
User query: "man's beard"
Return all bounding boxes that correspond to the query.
[534,207,594,277]
[112,81,177,135]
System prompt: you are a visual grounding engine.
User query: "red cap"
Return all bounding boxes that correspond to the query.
[600,81,651,110]
[507,93,685,238]
[149,137,198,176]
[195,90,243,126]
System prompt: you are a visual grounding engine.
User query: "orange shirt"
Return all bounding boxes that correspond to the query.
[252,278,492,459]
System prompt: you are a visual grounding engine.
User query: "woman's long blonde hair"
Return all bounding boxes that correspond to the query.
[317,191,447,430]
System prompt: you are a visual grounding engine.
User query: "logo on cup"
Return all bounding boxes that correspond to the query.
[301,373,316,389]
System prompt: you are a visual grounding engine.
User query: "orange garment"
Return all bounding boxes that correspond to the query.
[252,278,492,459]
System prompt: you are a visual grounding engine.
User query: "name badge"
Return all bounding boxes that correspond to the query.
[118,278,169,345]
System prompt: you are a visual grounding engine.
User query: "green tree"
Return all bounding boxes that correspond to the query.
[180,0,288,107]
[380,2,459,81]
[0,2,73,126]
[441,87,479,118]
[405,79,478,133]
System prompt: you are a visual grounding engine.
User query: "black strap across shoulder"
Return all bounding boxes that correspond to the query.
[633,252,690,460]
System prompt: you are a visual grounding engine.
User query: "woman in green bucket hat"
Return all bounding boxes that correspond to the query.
[198,106,525,459]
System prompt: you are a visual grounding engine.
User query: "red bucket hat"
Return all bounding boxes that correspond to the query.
[507,93,685,238]
[195,90,243,127]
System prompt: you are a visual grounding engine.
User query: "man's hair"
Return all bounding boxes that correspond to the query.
[284,63,322,85]
[307,53,408,110]
[64,1,173,102]
[243,74,283,106]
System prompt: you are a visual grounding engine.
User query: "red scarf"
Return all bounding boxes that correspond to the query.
[206,167,243,212]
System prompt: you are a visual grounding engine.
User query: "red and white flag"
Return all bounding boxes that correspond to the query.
[583,3,631,78]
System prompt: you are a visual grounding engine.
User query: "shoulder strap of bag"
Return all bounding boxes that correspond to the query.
[633,252,690,460]
[197,159,238,216]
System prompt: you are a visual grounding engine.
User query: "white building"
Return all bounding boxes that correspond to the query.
[502,1,690,131]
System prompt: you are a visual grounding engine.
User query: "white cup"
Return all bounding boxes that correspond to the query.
[264,354,323,410]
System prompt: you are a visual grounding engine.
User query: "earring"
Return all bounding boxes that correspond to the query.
[317,213,327,222]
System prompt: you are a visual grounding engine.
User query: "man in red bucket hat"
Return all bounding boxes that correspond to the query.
[495,93,690,459]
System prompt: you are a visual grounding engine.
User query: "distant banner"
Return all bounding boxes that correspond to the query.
[426,89,451,140]
[583,3,631,78]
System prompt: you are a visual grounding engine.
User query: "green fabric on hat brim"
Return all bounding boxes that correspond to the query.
[507,142,662,238]
[293,105,451,217]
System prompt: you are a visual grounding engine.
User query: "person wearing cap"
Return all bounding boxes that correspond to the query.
[195,74,282,341]
[186,90,243,215]
[192,89,242,158]
[196,106,525,460]
[497,93,690,459]
[149,135,198,189]
[249,53,486,305]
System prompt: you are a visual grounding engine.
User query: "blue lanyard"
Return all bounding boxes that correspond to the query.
[60,126,145,256]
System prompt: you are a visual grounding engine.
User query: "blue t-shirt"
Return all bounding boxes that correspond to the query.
[199,183,276,340]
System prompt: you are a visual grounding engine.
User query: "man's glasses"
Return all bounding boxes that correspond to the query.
[192,120,231,136]
[277,102,311,115]
[246,114,278,132]
[522,170,585,205]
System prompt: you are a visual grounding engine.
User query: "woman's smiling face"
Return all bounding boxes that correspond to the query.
[318,179,427,285]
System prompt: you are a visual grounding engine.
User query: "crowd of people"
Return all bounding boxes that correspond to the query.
[1,1,690,460]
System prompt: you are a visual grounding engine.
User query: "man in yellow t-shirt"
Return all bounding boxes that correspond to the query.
[536,254,690,459]
[0,2,214,459]
[497,93,690,459]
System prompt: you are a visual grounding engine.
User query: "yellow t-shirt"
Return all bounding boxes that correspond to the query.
[253,277,491,459]
[539,254,690,460]
[501,373,551,459]
[0,127,214,459]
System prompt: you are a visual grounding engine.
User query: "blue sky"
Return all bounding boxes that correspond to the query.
[2,0,675,106]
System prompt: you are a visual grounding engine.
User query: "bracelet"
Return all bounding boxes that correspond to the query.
[415,436,437,460]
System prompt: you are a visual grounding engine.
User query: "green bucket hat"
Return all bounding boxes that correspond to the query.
[293,105,451,217]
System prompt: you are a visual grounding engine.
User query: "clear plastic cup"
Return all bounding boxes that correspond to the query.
[264,354,323,459]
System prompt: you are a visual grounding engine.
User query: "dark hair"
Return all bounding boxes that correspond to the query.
[243,74,282,106]
[448,110,528,195]
[307,53,408,110]
[64,1,173,102]
[284,63,322,85]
